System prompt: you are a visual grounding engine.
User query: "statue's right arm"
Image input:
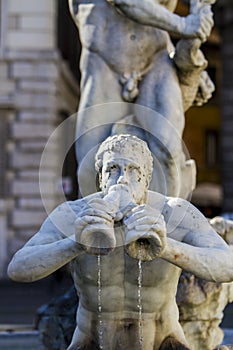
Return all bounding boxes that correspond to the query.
[106,0,214,42]
[7,202,84,283]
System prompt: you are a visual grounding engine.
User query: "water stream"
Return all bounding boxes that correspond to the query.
[97,247,144,350]
[97,254,104,350]
[138,244,143,349]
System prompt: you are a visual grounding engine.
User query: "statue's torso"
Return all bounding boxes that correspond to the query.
[74,0,173,74]
[66,191,191,348]
[72,242,181,313]
[69,191,189,317]
[70,241,183,349]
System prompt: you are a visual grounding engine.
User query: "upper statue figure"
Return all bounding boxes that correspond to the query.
[69,0,216,198]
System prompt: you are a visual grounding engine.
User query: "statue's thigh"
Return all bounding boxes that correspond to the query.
[79,51,123,109]
[136,55,183,128]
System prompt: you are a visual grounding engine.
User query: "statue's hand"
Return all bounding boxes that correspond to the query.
[193,70,215,106]
[74,198,118,255]
[183,4,214,42]
[75,198,116,243]
[209,216,233,236]
[124,205,167,261]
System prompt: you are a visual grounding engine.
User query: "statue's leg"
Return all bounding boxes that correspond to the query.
[67,326,99,350]
[159,335,190,350]
[76,49,129,163]
[135,49,184,140]
[76,50,131,196]
[134,50,193,197]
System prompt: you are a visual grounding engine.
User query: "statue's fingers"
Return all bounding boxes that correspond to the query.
[76,215,106,227]
[80,209,113,221]
[126,217,156,230]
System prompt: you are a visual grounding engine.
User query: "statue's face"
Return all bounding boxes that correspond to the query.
[100,151,148,204]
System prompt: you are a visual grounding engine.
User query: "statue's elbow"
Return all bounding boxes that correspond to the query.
[226,270,233,283]
[7,260,33,282]
[224,255,233,282]
[216,265,233,283]
[7,262,22,281]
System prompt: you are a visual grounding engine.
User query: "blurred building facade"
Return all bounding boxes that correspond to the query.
[0,0,80,280]
[184,0,233,219]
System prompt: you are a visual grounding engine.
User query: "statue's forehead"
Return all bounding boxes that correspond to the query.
[102,151,141,167]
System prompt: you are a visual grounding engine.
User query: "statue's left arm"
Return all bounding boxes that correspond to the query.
[124,199,233,282]
[161,202,233,283]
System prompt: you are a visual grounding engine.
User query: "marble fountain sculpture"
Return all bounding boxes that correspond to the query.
[8,134,233,350]
[7,0,233,350]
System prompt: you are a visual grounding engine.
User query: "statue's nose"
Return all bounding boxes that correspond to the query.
[117,170,128,185]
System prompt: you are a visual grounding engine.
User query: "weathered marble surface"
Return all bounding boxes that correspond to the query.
[8,135,233,350]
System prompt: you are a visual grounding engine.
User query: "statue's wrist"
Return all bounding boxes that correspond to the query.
[178,16,186,36]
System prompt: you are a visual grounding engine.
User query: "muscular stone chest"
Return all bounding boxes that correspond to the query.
[73,220,180,291]
[74,245,178,289]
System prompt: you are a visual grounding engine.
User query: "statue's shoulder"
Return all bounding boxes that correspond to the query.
[163,196,194,221]
[147,191,192,219]
[164,196,189,209]
[147,190,167,210]
[46,192,103,235]
[162,196,208,233]
[54,192,102,215]
[68,192,103,209]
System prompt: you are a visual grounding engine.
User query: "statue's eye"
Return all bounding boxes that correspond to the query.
[107,165,118,173]
[111,165,117,170]
[129,166,140,174]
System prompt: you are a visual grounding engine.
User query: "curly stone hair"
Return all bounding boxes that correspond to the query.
[95,134,153,184]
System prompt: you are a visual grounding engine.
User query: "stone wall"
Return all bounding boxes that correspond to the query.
[0,0,79,278]
[6,0,56,51]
